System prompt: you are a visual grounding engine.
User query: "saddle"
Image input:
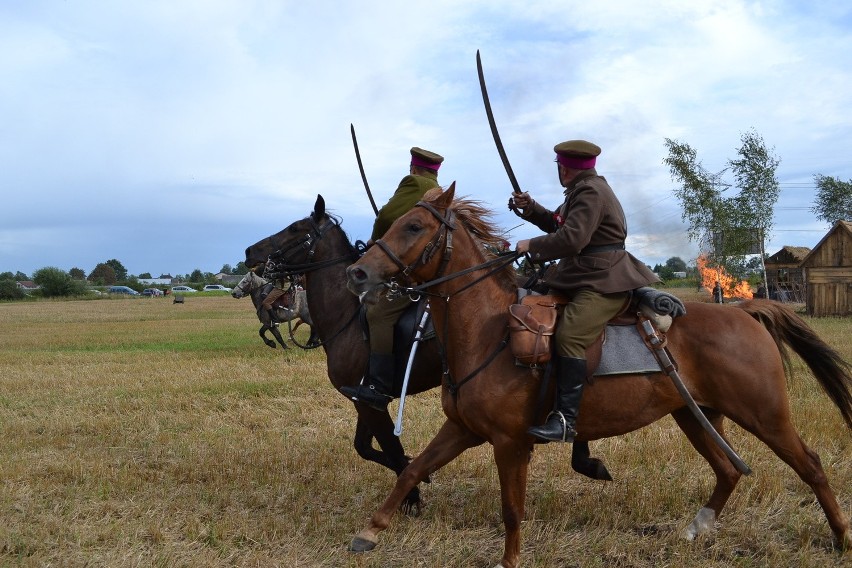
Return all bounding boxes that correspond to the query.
[260,283,295,310]
[359,298,435,392]
[508,287,686,375]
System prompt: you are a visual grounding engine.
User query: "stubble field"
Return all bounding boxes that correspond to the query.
[0,293,850,567]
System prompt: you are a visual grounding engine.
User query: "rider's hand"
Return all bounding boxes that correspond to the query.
[516,239,530,254]
[511,191,532,210]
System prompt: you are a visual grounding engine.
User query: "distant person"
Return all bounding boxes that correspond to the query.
[261,266,292,325]
[713,281,724,304]
[754,282,767,299]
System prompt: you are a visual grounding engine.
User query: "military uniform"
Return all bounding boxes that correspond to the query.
[516,140,658,442]
[341,147,444,409]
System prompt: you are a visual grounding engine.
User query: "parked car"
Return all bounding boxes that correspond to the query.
[203,284,232,292]
[142,288,163,296]
[108,285,140,295]
[171,285,198,293]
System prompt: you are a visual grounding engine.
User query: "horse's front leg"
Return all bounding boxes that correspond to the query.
[350,418,483,552]
[492,438,533,568]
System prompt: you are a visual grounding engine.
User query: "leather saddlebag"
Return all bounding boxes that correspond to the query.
[507,296,558,365]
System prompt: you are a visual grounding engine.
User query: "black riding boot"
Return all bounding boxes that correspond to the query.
[340,353,395,411]
[528,356,587,442]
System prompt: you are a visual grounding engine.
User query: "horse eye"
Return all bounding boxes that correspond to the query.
[407,223,423,233]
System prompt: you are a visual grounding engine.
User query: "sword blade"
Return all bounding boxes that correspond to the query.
[351,123,379,216]
[476,50,522,194]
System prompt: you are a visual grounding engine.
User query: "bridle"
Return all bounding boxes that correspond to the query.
[264,214,360,280]
[372,201,457,284]
[262,214,363,349]
[370,200,521,395]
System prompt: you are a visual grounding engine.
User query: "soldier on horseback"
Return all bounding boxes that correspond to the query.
[512,140,659,442]
[340,146,444,410]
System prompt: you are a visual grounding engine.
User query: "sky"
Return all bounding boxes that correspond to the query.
[2,0,851,279]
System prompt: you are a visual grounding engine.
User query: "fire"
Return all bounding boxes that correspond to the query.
[696,254,753,300]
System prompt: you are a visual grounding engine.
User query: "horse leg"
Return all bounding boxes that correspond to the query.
[733,408,851,550]
[492,438,534,568]
[259,326,276,349]
[350,418,483,553]
[571,441,613,481]
[352,407,424,514]
[671,407,742,540]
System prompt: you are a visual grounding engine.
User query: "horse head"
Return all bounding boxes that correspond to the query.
[244,194,343,273]
[346,184,460,304]
[231,270,265,299]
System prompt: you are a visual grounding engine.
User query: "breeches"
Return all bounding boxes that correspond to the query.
[555,289,629,358]
[366,294,413,354]
[261,287,287,310]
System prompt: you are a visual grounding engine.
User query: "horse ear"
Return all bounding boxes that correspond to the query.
[434,182,456,209]
[313,194,326,220]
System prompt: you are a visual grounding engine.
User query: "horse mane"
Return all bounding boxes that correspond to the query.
[422,188,517,290]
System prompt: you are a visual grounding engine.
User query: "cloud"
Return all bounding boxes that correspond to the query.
[1,1,850,277]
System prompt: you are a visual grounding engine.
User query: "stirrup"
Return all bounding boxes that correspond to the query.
[528,411,576,443]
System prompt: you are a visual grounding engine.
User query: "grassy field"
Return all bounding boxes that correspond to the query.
[0,293,850,567]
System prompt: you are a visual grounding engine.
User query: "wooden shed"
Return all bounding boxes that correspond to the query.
[800,220,852,317]
[764,245,810,302]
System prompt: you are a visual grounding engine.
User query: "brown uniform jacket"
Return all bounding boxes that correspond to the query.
[370,171,439,241]
[522,169,659,294]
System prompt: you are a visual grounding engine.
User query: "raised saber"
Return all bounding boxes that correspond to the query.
[394,304,431,437]
[350,123,379,216]
[476,50,522,196]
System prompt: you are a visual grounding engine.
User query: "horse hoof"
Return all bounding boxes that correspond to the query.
[349,536,377,553]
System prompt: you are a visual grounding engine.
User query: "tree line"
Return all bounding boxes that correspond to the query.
[0,260,251,300]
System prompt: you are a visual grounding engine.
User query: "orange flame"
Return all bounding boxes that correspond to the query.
[696,254,753,300]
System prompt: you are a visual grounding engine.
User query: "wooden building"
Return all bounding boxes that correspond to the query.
[764,245,810,302]
[800,220,852,317]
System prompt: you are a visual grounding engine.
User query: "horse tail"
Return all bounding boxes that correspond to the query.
[738,299,852,430]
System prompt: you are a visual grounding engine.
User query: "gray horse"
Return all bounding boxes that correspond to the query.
[231,271,317,349]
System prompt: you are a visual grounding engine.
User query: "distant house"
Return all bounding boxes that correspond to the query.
[138,278,172,286]
[764,245,810,302]
[800,220,852,317]
[16,281,39,291]
[215,273,242,284]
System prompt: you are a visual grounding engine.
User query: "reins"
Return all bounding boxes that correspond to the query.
[374,200,521,395]
[263,215,364,350]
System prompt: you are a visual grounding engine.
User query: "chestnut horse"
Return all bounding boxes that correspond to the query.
[345,184,852,568]
[244,195,613,512]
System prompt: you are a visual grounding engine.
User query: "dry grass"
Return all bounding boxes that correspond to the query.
[0,293,849,567]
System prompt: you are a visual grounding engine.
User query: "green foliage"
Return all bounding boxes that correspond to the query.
[32,267,88,297]
[69,267,86,280]
[0,279,26,301]
[138,272,152,279]
[811,174,852,224]
[104,259,128,281]
[190,269,204,282]
[664,129,780,264]
[88,263,117,285]
[232,262,248,275]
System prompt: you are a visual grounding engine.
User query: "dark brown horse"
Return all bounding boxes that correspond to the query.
[345,184,852,568]
[244,195,612,512]
[243,196,440,511]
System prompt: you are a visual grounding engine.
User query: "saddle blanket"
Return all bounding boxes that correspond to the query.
[597,324,662,375]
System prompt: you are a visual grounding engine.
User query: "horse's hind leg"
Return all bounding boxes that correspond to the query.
[671,407,742,539]
[739,410,850,549]
[259,326,277,348]
[350,418,483,553]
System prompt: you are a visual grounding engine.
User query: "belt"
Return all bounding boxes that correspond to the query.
[580,242,625,255]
